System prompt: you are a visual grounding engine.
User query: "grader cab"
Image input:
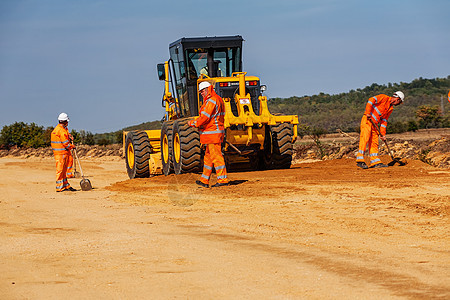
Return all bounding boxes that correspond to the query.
[124,36,298,179]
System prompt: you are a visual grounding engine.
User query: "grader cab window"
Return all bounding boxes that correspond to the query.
[187,51,207,80]
[186,47,241,79]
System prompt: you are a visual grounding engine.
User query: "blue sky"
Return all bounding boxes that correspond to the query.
[1,0,449,133]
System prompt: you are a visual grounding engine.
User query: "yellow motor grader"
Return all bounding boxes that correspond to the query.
[124,36,298,178]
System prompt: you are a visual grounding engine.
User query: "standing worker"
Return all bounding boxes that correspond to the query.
[51,113,77,192]
[188,81,229,187]
[356,91,404,169]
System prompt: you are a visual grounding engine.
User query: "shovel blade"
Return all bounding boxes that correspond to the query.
[80,178,92,191]
[388,158,407,166]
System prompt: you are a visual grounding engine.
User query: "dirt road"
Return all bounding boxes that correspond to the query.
[0,156,449,299]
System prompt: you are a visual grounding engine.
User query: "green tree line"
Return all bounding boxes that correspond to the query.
[0,120,162,149]
[0,122,100,149]
[1,77,449,149]
[268,76,450,134]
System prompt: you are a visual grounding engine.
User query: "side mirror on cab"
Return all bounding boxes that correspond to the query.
[260,85,267,94]
[157,63,165,81]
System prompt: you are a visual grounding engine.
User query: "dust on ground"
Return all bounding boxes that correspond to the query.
[1,151,449,299]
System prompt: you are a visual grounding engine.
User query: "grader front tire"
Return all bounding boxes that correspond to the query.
[271,123,293,169]
[262,123,293,170]
[125,131,151,179]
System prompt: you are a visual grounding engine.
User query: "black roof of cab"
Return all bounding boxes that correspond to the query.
[169,35,244,49]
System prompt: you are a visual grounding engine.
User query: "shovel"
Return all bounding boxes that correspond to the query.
[368,118,407,166]
[73,149,93,191]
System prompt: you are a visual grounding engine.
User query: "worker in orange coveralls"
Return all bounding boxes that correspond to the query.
[448,91,450,103]
[188,81,229,188]
[51,113,77,192]
[356,91,404,169]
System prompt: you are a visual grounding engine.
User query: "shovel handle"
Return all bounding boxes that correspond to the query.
[73,149,86,179]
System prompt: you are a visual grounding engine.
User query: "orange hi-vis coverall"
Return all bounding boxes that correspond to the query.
[51,124,75,191]
[189,85,228,185]
[356,94,394,167]
[448,91,450,103]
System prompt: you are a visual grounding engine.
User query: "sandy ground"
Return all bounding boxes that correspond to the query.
[0,155,449,299]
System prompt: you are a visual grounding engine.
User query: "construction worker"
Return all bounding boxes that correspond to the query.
[188,81,229,187]
[448,91,450,103]
[51,113,76,192]
[356,91,404,169]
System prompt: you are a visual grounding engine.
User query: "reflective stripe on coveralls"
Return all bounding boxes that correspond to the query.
[51,140,70,152]
[200,143,228,185]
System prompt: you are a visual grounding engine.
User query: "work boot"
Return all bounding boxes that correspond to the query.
[195,180,209,188]
[57,187,77,192]
[211,182,230,188]
[371,163,388,168]
[356,162,368,169]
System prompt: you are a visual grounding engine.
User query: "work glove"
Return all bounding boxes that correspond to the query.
[188,120,196,127]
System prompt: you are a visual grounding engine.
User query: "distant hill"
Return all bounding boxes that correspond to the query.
[2,77,448,148]
[91,121,162,145]
[268,76,450,133]
[122,120,161,131]
[88,76,450,144]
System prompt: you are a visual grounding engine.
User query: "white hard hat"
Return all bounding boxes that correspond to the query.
[393,91,404,102]
[199,81,211,91]
[58,112,69,121]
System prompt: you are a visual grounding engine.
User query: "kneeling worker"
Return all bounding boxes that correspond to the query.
[356,91,404,169]
[188,81,229,187]
[51,113,77,192]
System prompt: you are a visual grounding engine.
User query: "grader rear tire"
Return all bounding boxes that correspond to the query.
[172,119,202,174]
[125,130,151,179]
[161,121,174,175]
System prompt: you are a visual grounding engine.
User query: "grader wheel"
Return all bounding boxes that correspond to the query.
[263,123,293,169]
[172,119,202,174]
[161,121,174,175]
[125,130,151,179]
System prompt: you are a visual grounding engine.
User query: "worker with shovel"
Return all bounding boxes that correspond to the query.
[51,113,77,192]
[356,91,404,169]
